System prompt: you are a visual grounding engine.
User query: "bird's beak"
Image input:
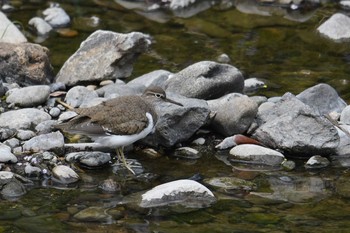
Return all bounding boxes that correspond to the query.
[165,97,183,106]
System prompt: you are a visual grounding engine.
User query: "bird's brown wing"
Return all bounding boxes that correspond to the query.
[75,96,152,135]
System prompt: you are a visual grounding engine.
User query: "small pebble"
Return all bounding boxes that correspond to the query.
[49,107,61,118]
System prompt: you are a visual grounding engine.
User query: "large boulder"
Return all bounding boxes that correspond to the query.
[208,93,258,136]
[55,30,151,86]
[142,93,210,147]
[165,61,244,100]
[297,83,346,115]
[0,42,54,85]
[251,93,339,156]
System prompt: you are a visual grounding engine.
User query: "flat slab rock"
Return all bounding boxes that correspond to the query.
[140,179,216,209]
[55,30,151,86]
[229,144,285,166]
[0,108,51,130]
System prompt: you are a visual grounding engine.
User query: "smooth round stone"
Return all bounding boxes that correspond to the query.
[65,151,111,167]
[52,165,79,184]
[282,160,296,171]
[305,155,330,169]
[0,108,51,130]
[28,17,52,35]
[22,131,64,152]
[43,6,70,27]
[0,144,17,163]
[191,137,205,145]
[99,80,114,86]
[6,85,50,107]
[65,86,98,108]
[49,107,61,118]
[217,53,231,63]
[49,82,66,92]
[58,111,77,121]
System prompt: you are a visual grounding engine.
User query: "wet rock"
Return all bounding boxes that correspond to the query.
[65,86,99,108]
[6,85,50,107]
[248,174,330,204]
[0,171,31,198]
[297,83,346,115]
[142,93,210,147]
[139,179,216,209]
[204,177,257,192]
[28,17,53,35]
[244,77,266,95]
[208,93,258,136]
[317,13,350,42]
[65,151,111,167]
[165,61,244,100]
[73,207,111,222]
[304,155,330,169]
[55,30,151,86]
[0,12,27,43]
[52,165,79,184]
[229,144,285,166]
[16,130,36,140]
[251,93,340,156]
[23,131,64,152]
[73,16,101,32]
[99,178,120,193]
[281,160,296,171]
[128,70,172,89]
[43,4,70,27]
[173,147,201,159]
[0,143,18,163]
[0,42,54,85]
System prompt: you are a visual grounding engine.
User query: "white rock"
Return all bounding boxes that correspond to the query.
[0,144,17,163]
[0,12,27,43]
[23,131,65,152]
[0,171,14,182]
[52,165,79,184]
[28,17,53,35]
[43,6,70,27]
[0,108,51,130]
[317,13,350,41]
[229,144,285,166]
[140,179,215,208]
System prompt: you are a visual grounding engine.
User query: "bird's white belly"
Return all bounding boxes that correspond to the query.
[93,112,154,148]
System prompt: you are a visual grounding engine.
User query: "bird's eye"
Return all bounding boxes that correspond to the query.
[155,93,163,98]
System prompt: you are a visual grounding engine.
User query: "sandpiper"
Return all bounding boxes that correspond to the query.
[56,86,183,174]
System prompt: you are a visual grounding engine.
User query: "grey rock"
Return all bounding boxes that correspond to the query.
[317,13,350,41]
[340,105,350,125]
[142,93,210,147]
[65,86,98,108]
[208,93,258,136]
[24,163,42,177]
[250,96,268,106]
[0,12,27,43]
[0,80,8,97]
[16,130,36,140]
[23,131,64,152]
[139,179,216,209]
[229,144,285,166]
[3,138,20,149]
[49,107,61,118]
[165,61,244,100]
[57,111,77,122]
[99,179,120,193]
[243,78,266,95]
[73,207,110,222]
[52,165,79,184]
[0,143,18,163]
[65,151,111,167]
[55,30,151,86]
[49,82,66,92]
[217,53,231,63]
[0,42,54,85]
[0,171,32,199]
[128,70,172,89]
[204,177,257,191]
[251,93,340,156]
[79,97,106,108]
[6,85,51,107]
[35,120,57,134]
[297,83,346,115]
[98,83,140,99]
[0,108,51,130]
[0,128,17,140]
[173,147,201,159]
[305,155,330,169]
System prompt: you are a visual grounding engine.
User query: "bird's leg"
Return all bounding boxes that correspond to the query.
[116,147,135,175]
